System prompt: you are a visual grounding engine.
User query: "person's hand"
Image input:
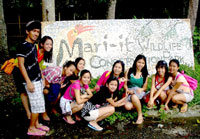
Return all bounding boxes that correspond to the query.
[27,82,35,92]
[61,83,66,88]
[147,99,154,108]
[127,89,133,95]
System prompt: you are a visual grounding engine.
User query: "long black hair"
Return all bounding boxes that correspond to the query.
[110,60,125,78]
[155,60,169,83]
[105,76,119,99]
[169,59,181,72]
[127,54,149,85]
[80,69,92,81]
[39,36,53,63]
[75,57,85,69]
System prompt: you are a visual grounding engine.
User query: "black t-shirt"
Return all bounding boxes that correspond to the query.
[89,86,118,105]
[16,41,41,82]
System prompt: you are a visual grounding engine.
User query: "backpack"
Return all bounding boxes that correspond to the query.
[176,71,198,91]
[1,58,18,75]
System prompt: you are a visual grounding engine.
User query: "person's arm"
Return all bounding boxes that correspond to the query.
[124,68,133,95]
[18,57,35,92]
[164,81,182,110]
[74,89,90,105]
[136,76,148,94]
[91,71,108,92]
[147,75,157,107]
[107,97,125,107]
[153,77,172,100]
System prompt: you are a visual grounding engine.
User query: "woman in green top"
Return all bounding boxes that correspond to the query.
[124,54,149,124]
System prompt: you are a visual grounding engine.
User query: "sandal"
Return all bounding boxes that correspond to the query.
[63,117,75,124]
[37,124,50,132]
[180,104,188,113]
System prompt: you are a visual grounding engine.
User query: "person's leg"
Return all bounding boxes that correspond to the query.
[159,91,167,104]
[51,93,61,115]
[171,94,188,112]
[124,101,134,110]
[27,113,46,135]
[20,92,31,119]
[131,94,143,124]
[89,105,115,130]
[64,102,84,123]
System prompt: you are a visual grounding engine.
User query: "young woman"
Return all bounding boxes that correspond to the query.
[42,61,76,114]
[60,69,93,124]
[164,59,194,112]
[81,76,126,131]
[92,60,125,92]
[124,54,149,124]
[60,57,85,95]
[147,60,172,109]
[38,35,54,70]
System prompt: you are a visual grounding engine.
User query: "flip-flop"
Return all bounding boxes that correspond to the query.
[88,123,103,131]
[63,117,75,124]
[37,125,50,132]
[180,104,188,113]
[75,115,81,121]
[27,130,46,136]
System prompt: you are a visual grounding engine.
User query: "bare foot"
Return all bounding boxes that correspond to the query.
[180,103,188,113]
[164,105,169,111]
[42,112,50,121]
[136,117,143,124]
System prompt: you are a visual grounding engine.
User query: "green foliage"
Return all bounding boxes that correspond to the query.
[158,105,169,121]
[193,27,200,63]
[180,61,200,106]
[105,111,137,125]
[11,94,22,106]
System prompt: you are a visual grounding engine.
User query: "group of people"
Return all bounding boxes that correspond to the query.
[13,20,194,136]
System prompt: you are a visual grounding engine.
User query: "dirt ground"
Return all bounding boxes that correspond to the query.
[0,70,200,139]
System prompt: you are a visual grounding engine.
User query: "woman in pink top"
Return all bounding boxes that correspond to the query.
[60,69,93,124]
[164,59,194,112]
[92,60,126,92]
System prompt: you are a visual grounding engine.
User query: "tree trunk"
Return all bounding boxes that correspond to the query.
[187,0,199,34]
[107,0,117,19]
[0,0,9,63]
[42,0,55,21]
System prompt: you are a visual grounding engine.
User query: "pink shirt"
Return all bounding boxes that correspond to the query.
[96,70,125,91]
[63,80,89,100]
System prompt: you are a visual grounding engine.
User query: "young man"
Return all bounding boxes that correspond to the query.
[17,20,49,136]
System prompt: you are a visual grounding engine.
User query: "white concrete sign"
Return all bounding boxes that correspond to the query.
[42,19,194,77]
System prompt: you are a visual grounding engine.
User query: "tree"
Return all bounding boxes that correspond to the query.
[188,0,199,33]
[42,0,55,21]
[107,0,117,19]
[0,0,9,63]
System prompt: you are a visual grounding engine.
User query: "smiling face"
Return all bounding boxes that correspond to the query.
[77,59,85,71]
[107,80,118,93]
[157,66,166,77]
[136,58,145,71]
[80,72,91,85]
[42,39,53,52]
[113,63,123,76]
[169,61,179,75]
[26,29,40,43]
[64,65,76,77]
